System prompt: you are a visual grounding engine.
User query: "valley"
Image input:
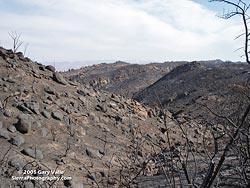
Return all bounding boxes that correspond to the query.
[0,47,249,188]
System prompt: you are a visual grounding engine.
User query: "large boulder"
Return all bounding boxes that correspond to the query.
[24,101,40,114]
[52,111,64,121]
[22,147,43,160]
[0,129,10,140]
[85,148,102,159]
[45,65,55,72]
[10,135,25,146]
[9,158,26,168]
[53,72,67,85]
[15,114,33,134]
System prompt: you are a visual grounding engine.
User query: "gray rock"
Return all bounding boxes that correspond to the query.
[78,96,86,105]
[9,158,25,168]
[16,85,25,93]
[54,100,61,106]
[121,125,130,133]
[55,158,65,165]
[7,125,16,133]
[22,147,43,160]
[33,121,42,128]
[77,89,88,96]
[86,174,96,181]
[63,116,70,125]
[159,134,167,143]
[33,73,41,79]
[10,135,25,146]
[41,127,49,137]
[44,86,56,95]
[100,116,109,124]
[2,77,7,81]
[95,104,107,113]
[88,112,97,120]
[108,101,119,110]
[15,114,33,134]
[45,65,55,72]
[64,107,73,114]
[108,179,119,186]
[96,123,110,132]
[0,49,7,60]
[0,121,3,129]
[73,181,83,188]
[16,104,33,114]
[16,52,24,59]
[69,100,78,108]
[3,87,8,92]
[24,181,34,188]
[68,180,83,188]
[53,72,67,85]
[32,69,39,75]
[39,65,46,71]
[68,80,79,86]
[6,77,16,83]
[24,101,40,114]
[93,116,100,123]
[47,95,55,101]
[52,111,64,121]
[85,148,101,159]
[0,129,10,140]
[41,110,51,119]
[3,109,12,117]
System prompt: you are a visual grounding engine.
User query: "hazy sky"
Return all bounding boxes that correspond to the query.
[0,0,246,70]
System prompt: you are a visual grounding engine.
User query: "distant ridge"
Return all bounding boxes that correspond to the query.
[63,59,237,98]
[133,61,250,118]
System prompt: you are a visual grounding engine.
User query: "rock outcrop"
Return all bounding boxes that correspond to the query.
[0,47,185,187]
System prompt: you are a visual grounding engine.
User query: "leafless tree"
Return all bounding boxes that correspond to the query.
[210,0,250,64]
[8,31,23,53]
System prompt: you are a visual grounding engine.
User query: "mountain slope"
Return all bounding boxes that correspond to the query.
[133,61,250,118]
[63,61,186,97]
[0,47,186,187]
[0,48,245,187]
[64,60,228,99]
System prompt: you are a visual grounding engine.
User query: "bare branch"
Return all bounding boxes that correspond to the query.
[8,31,24,53]
[210,0,250,64]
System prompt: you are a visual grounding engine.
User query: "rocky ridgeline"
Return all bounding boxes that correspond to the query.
[0,47,204,188]
[133,61,250,119]
[64,60,227,100]
[63,61,180,98]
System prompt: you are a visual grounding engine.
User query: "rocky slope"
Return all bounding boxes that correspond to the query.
[63,61,185,98]
[133,61,250,119]
[63,60,226,99]
[0,47,244,187]
[132,61,250,188]
[0,47,200,188]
